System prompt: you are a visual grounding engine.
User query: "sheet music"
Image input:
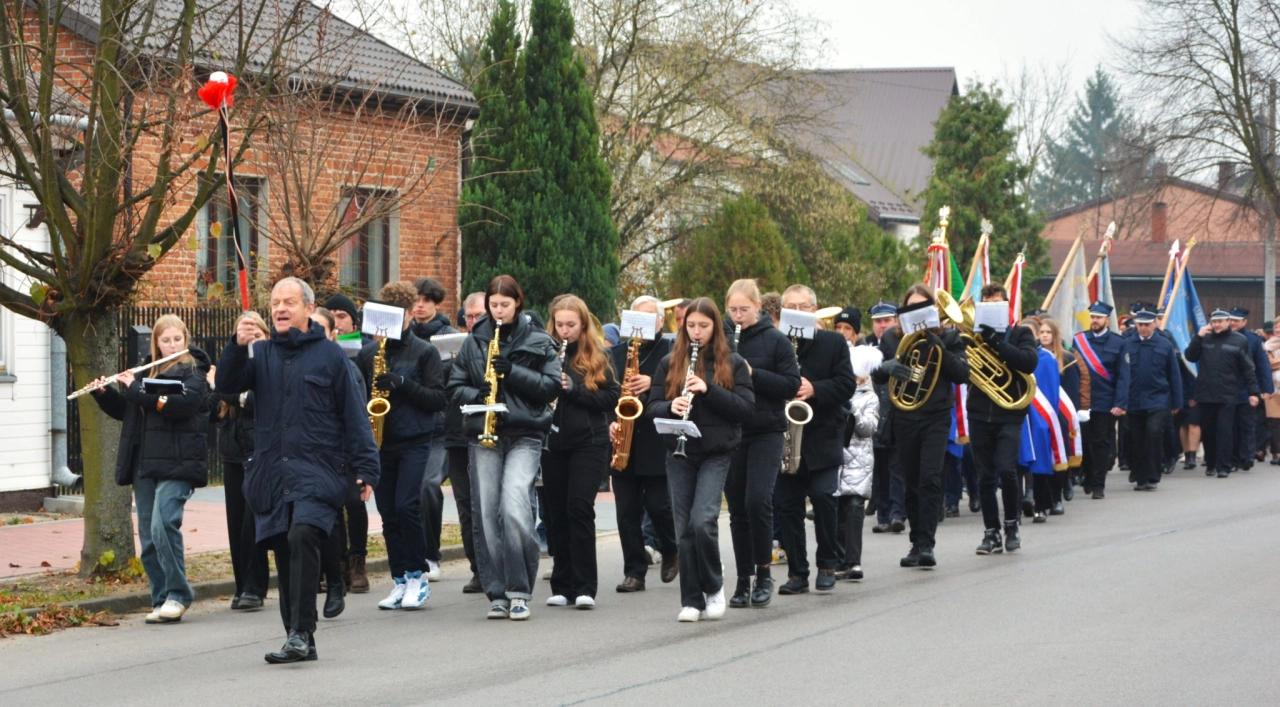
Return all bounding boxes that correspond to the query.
[654,419,701,437]
[361,301,405,340]
[973,302,1009,332]
[779,308,817,340]
[619,310,658,341]
[460,403,509,416]
[899,306,940,334]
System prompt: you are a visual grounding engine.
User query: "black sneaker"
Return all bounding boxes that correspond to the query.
[844,566,864,580]
[778,576,809,595]
[1185,455,1198,470]
[1092,489,1105,499]
[1050,502,1065,516]
[945,505,960,518]
[751,576,774,606]
[889,518,906,533]
[1033,511,1047,523]
[1119,462,1131,471]
[1135,482,1149,491]
[917,547,936,568]
[1205,467,1216,477]
[1004,521,1021,551]
[1217,469,1230,478]
[976,529,1003,555]
[729,577,751,608]
[871,523,890,534]
[815,569,837,590]
[900,546,921,567]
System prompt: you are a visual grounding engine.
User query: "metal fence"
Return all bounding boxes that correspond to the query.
[64,306,260,491]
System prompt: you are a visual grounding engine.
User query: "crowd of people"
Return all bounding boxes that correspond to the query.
[80,271,1279,663]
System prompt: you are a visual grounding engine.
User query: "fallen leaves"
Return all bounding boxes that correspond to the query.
[0,605,118,638]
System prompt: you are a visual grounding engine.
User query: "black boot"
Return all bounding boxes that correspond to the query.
[1004,521,1021,552]
[323,583,345,619]
[778,575,809,595]
[265,630,316,664]
[917,546,936,568]
[729,577,752,608]
[751,569,774,607]
[976,528,1003,555]
[1185,452,1197,470]
[900,545,921,568]
[968,493,981,513]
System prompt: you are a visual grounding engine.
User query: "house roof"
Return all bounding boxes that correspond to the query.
[792,68,958,222]
[1045,239,1280,280]
[1046,177,1251,223]
[57,1,476,112]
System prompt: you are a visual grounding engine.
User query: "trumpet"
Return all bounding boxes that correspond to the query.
[367,338,390,447]
[888,289,964,412]
[672,340,699,460]
[68,349,192,400]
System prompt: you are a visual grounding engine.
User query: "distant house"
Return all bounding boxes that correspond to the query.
[792,68,959,242]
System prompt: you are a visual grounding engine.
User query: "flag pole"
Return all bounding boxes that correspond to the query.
[1159,238,1197,329]
[1042,234,1083,310]
[963,234,987,301]
[1156,246,1178,308]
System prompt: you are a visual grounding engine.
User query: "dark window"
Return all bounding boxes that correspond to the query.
[337,188,397,300]
[197,176,264,297]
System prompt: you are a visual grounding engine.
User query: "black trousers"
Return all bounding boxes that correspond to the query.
[776,461,840,579]
[1084,414,1118,490]
[1118,416,1130,467]
[446,446,477,573]
[1200,402,1236,473]
[266,519,326,635]
[895,414,951,549]
[1129,409,1170,485]
[1234,402,1258,466]
[343,482,369,558]
[836,495,865,569]
[375,442,432,578]
[223,461,268,597]
[1032,473,1053,511]
[969,419,1023,530]
[872,447,906,524]
[541,444,607,599]
[725,432,785,578]
[613,472,677,581]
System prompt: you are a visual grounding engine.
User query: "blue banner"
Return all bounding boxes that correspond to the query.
[1164,269,1207,374]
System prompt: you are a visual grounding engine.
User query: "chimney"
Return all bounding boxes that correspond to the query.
[1218,162,1237,192]
[1152,201,1168,243]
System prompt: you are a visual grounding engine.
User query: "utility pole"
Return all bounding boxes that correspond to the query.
[1267,79,1277,323]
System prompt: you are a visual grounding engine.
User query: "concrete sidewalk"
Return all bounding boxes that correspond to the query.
[0,486,617,580]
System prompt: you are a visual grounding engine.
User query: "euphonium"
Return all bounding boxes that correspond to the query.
[479,319,503,448]
[671,340,699,460]
[610,335,644,470]
[957,298,1035,410]
[780,334,812,475]
[367,338,391,447]
[889,289,964,412]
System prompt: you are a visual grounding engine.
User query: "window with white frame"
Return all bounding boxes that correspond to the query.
[196,176,265,298]
[336,188,398,300]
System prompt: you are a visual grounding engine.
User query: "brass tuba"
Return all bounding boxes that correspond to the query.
[957,298,1035,410]
[367,338,390,447]
[888,289,964,412]
[610,335,644,470]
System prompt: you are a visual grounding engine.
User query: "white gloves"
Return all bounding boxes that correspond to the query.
[1077,409,1091,423]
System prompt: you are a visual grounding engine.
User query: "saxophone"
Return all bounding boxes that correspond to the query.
[366,338,390,448]
[610,335,644,470]
[780,334,812,475]
[671,340,700,460]
[479,319,502,448]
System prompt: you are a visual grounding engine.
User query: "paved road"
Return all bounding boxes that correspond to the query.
[4,467,1280,706]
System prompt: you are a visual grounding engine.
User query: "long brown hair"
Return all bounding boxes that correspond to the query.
[547,295,608,392]
[665,297,735,398]
[485,274,525,321]
[150,314,195,375]
[1039,317,1069,368]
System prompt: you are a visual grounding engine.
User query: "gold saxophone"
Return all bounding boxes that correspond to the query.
[780,334,812,475]
[610,335,644,471]
[479,319,503,448]
[367,338,390,448]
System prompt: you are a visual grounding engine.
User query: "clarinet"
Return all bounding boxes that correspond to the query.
[544,338,570,454]
[672,340,700,460]
[732,323,742,352]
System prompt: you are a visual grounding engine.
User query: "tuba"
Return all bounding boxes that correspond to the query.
[957,299,1035,410]
[367,338,390,447]
[610,334,644,470]
[888,289,964,412]
[479,319,503,448]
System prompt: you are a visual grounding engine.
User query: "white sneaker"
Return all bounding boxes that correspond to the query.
[378,579,407,610]
[487,603,509,619]
[144,606,162,623]
[509,598,530,621]
[546,594,568,606]
[677,606,701,622]
[575,595,595,610]
[425,560,442,582]
[147,599,187,624]
[401,573,430,610]
[704,588,726,620]
[645,545,660,565]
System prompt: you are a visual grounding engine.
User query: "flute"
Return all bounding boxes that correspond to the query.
[67,349,191,400]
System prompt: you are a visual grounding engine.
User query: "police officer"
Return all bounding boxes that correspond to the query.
[1229,308,1274,470]
[1185,309,1260,477]
[861,299,907,532]
[1124,306,1183,491]
[1073,301,1130,499]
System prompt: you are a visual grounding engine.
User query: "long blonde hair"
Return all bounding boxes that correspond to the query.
[547,295,609,392]
[150,314,195,375]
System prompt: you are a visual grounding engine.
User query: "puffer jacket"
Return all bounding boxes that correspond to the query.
[211,390,255,463]
[357,327,446,448]
[447,312,561,440]
[94,347,213,488]
[723,316,800,435]
[646,347,755,457]
[836,382,879,497]
[547,340,621,450]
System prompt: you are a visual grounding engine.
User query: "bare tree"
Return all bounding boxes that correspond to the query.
[1002,59,1074,199]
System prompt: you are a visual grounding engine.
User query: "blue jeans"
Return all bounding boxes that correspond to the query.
[667,452,730,611]
[470,437,542,603]
[134,477,194,607]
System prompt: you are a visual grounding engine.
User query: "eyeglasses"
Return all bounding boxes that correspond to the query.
[782,303,816,312]
[726,306,755,317]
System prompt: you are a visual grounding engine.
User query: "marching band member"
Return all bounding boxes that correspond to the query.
[412,277,459,583]
[357,282,447,612]
[609,296,679,593]
[776,285,857,594]
[542,296,621,609]
[447,275,561,621]
[646,297,754,622]
[967,285,1039,555]
[862,300,908,532]
[722,279,800,608]
[1074,301,1129,499]
[451,292,488,593]
[874,284,969,568]
[1123,305,1183,491]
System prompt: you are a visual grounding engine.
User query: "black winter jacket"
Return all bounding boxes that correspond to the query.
[1185,329,1260,404]
[357,328,446,449]
[965,324,1040,425]
[860,333,895,448]
[447,314,561,441]
[609,336,672,475]
[409,313,457,341]
[873,327,970,420]
[646,348,755,458]
[723,317,800,435]
[212,390,255,463]
[94,347,212,488]
[795,329,859,469]
[548,341,621,450]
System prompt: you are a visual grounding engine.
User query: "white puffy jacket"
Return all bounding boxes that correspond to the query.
[836,382,879,497]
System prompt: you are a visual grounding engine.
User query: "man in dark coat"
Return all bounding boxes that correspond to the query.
[776,285,858,594]
[1186,308,1261,477]
[1124,306,1183,490]
[1073,301,1130,499]
[1229,307,1274,469]
[218,277,380,664]
[861,300,907,531]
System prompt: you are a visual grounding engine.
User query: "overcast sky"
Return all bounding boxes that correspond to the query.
[793,0,1141,89]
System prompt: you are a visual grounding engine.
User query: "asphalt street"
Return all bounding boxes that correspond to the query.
[3,465,1280,706]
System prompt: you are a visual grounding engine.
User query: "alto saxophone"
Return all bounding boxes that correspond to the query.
[367,338,390,448]
[610,335,644,470]
[479,319,503,448]
[780,333,812,475]
[672,340,699,460]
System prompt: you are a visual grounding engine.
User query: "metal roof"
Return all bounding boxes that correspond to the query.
[57,1,476,112]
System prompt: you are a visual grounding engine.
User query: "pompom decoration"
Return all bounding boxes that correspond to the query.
[198,72,237,110]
